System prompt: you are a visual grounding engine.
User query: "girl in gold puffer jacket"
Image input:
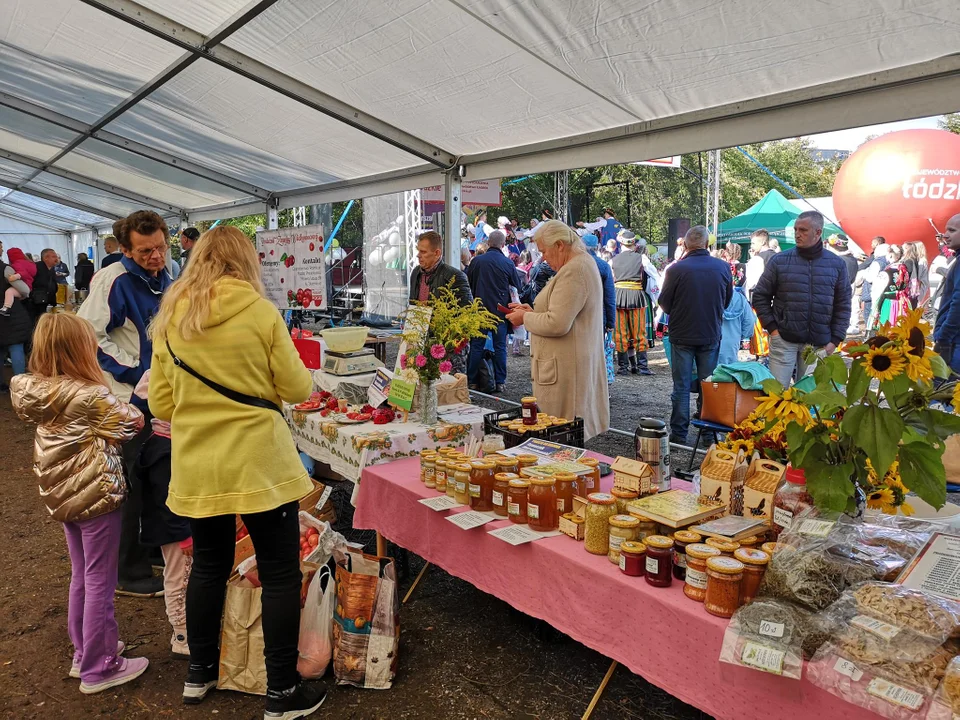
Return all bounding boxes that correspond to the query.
[10,313,149,695]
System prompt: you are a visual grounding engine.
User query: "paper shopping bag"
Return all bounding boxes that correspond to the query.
[218,576,267,696]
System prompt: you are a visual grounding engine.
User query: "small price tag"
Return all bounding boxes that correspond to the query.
[758,620,785,638]
[851,615,901,641]
[418,495,463,512]
[740,641,785,675]
[685,567,707,589]
[866,678,924,711]
[645,557,659,574]
[797,519,835,537]
[445,511,495,530]
[619,554,626,571]
[314,486,332,514]
[833,657,863,682]
[772,506,793,529]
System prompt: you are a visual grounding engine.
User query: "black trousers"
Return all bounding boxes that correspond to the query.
[119,422,155,582]
[187,501,302,691]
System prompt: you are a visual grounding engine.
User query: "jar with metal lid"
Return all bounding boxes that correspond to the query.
[619,541,646,576]
[611,487,639,515]
[430,458,445,491]
[672,530,703,580]
[734,548,770,604]
[684,543,721,602]
[528,477,559,531]
[579,458,602,497]
[420,452,436,485]
[738,535,761,549]
[507,479,530,523]
[492,473,515,516]
[437,446,457,457]
[482,433,506,455]
[555,473,577,514]
[608,515,641,564]
[761,541,778,556]
[516,454,539,471]
[634,519,659,541]
[521,396,538,426]
[705,557,745,618]
[644,535,675,587]
[453,464,472,505]
[584,493,618,555]
[469,460,496,511]
[705,537,740,556]
[496,457,520,477]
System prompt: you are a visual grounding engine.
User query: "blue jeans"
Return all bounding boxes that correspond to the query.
[669,342,719,441]
[468,321,508,387]
[0,343,26,385]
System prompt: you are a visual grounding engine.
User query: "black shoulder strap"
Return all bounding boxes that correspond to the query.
[165,339,283,415]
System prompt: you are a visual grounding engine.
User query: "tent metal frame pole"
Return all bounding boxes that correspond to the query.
[0,208,71,236]
[0,199,98,232]
[267,200,279,231]
[443,169,463,267]
[10,186,122,221]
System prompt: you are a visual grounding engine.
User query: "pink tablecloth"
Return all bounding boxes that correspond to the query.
[354,455,880,720]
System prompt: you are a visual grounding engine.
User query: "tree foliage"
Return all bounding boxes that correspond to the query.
[939,114,960,135]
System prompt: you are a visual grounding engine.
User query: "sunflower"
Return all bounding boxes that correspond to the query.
[904,352,934,384]
[723,438,755,456]
[755,388,812,427]
[866,487,896,513]
[863,346,906,382]
[900,501,915,516]
[893,308,932,358]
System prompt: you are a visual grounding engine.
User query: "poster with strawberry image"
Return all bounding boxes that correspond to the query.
[256,224,327,311]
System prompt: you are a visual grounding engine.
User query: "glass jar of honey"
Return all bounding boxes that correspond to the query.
[644,535,675,587]
[671,530,703,581]
[516,454,539,471]
[584,493,618,554]
[608,515,640,565]
[420,452,436,485]
[469,460,496,512]
[495,457,520,477]
[521,396,538,425]
[453,464,472,505]
[555,473,577,514]
[445,463,458,498]
[619,541,646,576]
[578,458,602,496]
[528,477,559,531]
[705,557,745,618]
[492,472,515,516]
[430,458,445,490]
[734,548,770,604]
[683,543,721,602]
[507,479,530,524]
[705,537,740,556]
[611,487,639,515]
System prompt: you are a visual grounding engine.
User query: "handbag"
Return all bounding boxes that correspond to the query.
[700,380,761,427]
[165,339,283,415]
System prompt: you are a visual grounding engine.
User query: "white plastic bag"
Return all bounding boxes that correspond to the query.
[297,565,335,679]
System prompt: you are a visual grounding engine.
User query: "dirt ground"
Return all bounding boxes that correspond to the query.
[0,350,710,720]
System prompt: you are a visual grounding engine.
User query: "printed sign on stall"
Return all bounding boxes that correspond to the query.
[256,224,327,311]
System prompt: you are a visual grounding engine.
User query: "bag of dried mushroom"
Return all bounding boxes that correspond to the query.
[806,583,960,720]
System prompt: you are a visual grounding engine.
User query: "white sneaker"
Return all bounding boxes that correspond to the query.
[70,641,125,679]
[79,657,149,694]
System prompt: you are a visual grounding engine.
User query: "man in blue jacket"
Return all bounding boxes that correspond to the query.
[467,230,523,392]
[658,226,732,444]
[934,213,960,373]
[752,211,852,388]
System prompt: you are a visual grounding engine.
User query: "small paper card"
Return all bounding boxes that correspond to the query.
[487,525,562,545]
[851,614,901,640]
[866,678,924,710]
[418,496,463,512]
[314,486,332,514]
[445,510,495,530]
[758,620,785,639]
[796,518,835,537]
[740,641,785,675]
[834,657,863,682]
[898,532,960,601]
[388,377,417,412]
[367,367,393,408]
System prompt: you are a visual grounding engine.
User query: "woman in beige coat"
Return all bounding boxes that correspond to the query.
[506,220,610,439]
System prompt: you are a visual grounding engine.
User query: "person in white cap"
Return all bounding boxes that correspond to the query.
[610,230,660,375]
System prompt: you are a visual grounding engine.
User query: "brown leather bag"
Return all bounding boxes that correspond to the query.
[700,380,761,427]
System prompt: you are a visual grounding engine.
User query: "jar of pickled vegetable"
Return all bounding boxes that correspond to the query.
[683,543,721,602]
[469,460,496,512]
[528,477,559,531]
[584,493,618,555]
[482,434,506,455]
[453,464,472,505]
[672,530,702,581]
[611,487,639,515]
[492,472,515,516]
[705,537,740,556]
[734,548,770,604]
[634,519,659,541]
[421,452,436,485]
[521,396,538,425]
[579,458,602,496]
[761,541,778,556]
[516,454,539,471]
[644,535,675,587]
[555,473,577,514]
[496,457,520,477]
[430,458,444,490]
[705,557,745,618]
[507,479,530,524]
[619,540,646,576]
[608,515,640,565]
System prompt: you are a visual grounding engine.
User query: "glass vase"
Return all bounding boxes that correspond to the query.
[421,379,439,426]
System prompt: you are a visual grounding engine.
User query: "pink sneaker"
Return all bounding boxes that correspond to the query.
[69,641,125,679]
[80,657,149,694]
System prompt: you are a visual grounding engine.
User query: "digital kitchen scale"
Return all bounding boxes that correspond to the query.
[322,348,384,376]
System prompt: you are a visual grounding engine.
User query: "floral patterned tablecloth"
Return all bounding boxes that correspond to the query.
[286,403,488,483]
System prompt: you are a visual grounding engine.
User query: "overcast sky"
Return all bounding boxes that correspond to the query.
[803,115,944,150]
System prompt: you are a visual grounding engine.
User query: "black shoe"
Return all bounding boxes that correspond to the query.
[264,683,327,720]
[116,576,164,598]
[494,384,506,394]
[630,366,639,375]
[616,367,630,376]
[669,435,687,446]
[638,369,654,376]
[183,662,218,705]
[0,307,9,317]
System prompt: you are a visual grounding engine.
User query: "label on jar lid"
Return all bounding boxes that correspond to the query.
[851,615,901,640]
[758,620,785,638]
[469,483,481,498]
[508,501,521,516]
[797,518,835,537]
[492,491,504,506]
[772,506,793,529]
[740,641,785,675]
[685,567,708,589]
[528,503,540,520]
[645,557,659,574]
[866,678,924,711]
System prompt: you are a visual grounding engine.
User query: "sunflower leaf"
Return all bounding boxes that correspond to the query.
[930,353,951,379]
[785,422,815,466]
[846,359,869,404]
[880,373,911,401]
[824,354,848,385]
[760,378,784,396]
[898,441,946,510]
[802,448,855,513]
[841,405,904,478]
[803,385,847,417]
[917,409,960,442]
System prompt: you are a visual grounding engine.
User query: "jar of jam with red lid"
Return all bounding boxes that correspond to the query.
[672,530,702,581]
[643,535,674,587]
[521,396,538,425]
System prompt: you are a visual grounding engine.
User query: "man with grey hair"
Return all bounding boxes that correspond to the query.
[752,210,852,387]
[658,225,733,444]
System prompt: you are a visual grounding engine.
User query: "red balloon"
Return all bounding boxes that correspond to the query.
[834,129,960,259]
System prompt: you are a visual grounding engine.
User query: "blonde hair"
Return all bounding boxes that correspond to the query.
[29,314,107,387]
[150,226,264,341]
[534,220,586,255]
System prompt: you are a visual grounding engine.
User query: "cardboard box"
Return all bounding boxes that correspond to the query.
[611,456,655,495]
[559,496,587,541]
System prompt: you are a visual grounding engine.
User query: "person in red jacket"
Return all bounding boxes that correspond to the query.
[1,247,36,316]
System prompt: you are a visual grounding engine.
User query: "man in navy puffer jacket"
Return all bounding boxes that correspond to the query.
[752,211,852,387]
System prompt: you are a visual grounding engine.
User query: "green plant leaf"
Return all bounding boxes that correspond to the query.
[803,451,855,513]
[880,373,911,402]
[846,360,869,404]
[918,409,960,441]
[760,378,784,396]
[785,422,815,466]
[802,386,848,417]
[898,441,946,511]
[841,405,904,478]
[931,353,951,379]
[824,354,849,385]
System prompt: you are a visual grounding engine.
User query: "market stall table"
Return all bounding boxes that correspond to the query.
[353,455,881,720]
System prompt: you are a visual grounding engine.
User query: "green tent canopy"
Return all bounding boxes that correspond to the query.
[716,189,846,252]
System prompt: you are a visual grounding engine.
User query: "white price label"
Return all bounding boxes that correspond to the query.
[740,641,785,675]
[508,501,521,516]
[528,503,540,520]
[851,615,901,641]
[758,620,785,638]
[609,534,625,550]
[833,658,863,682]
[418,495,463,512]
[645,557,659,574]
[445,511,495,530]
[469,483,481,498]
[492,491,504,506]
[456,481,467,494]
[619,554,626,571]
[866,678,924,710]
[685,568,707,589]
[314,486,333,514]
[772,506,793,529]
[797,518,835,537]
[675,552,687,568]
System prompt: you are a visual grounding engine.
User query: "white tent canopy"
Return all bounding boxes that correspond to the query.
[0,0,958,241]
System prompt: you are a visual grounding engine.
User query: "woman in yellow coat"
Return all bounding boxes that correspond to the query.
[148,227,325,717]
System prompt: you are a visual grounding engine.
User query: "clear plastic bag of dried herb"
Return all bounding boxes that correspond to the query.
[720,599,807,678]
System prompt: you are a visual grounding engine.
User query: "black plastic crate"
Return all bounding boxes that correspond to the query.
[483,408,585,449]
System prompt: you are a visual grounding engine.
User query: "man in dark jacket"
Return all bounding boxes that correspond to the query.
[178,227,200,269]
[467,230,523,392]
[28,249,59,322]
[74,253,95,293]
[752,211,852,388]
[658,226,733,444]
[934,213,960,374]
